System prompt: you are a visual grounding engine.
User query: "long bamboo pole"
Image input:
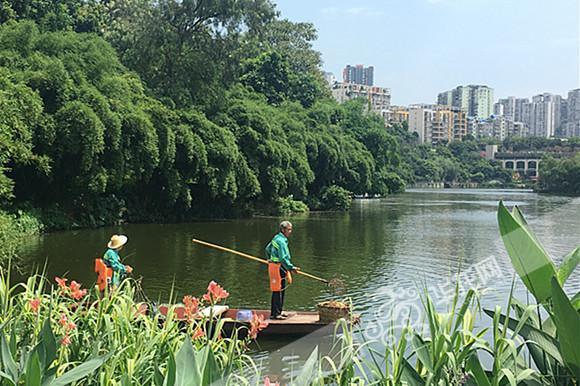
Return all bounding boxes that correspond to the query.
[192,238,329,284]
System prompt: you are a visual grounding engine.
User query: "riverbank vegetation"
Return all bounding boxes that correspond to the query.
[0,1,514,239]
[1,204,578,384]
[538,153,580,195]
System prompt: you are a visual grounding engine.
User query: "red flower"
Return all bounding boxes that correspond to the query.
[55,277,68,288]
[249,313,269,339]
[192,327,205,340]
[61,335,71,346]
[69,281,87,300]
[263,376,280,386]
[67,321,77,331]
[202,281,229,304]
[29,298,41,313]
[59,313,68,327]
[183,295,199,321]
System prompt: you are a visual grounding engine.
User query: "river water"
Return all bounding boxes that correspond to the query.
[17,189,580,378]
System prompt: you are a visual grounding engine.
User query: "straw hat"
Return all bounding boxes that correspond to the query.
[107,234,128,250]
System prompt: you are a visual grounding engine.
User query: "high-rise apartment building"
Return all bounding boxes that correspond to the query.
[497,97,516,120]
[566,89,580,137]
[408,105,467,144]
[343,64,374,86]
[522,94,558,138]
[437,85,494,118]
[331,83,390,113]
[514,98,528,123]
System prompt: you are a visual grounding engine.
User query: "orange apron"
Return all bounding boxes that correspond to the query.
[95,258,112,291]
[268,262,293,292]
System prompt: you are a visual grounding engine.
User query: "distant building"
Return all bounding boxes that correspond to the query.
[497,97,516,120]
[343,64,374,86]
[323,72,336,87]
[566,89,580,137]
[437,91,453,106]
[493,102,504,116]
[383,106,409,126]
[514,98,528,123]
[331,82,391,114]
[408,104,467,144]
[437,85,494,118]
[522,93,560,138]
[473,116,527,140]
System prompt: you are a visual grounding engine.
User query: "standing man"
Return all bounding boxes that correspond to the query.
[265,221,300,320]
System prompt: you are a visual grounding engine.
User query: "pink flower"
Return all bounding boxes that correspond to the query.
[249,313,269,339]
[263,376,280,386]
[61,335,71,346]
[55,277,68,288]
[202,281,229,304]
[183,295,199,321]
[69,281,87,300]
[192,327,205,340]
[59,313,68,327]
[29,298,41,313]
[67,321,77,331]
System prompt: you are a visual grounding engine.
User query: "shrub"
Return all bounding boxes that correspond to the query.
[320,185,352,211]
[275,195,309,216]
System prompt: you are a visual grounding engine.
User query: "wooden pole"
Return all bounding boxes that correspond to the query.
[192,238,329,284]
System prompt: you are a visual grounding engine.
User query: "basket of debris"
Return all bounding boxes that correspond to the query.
[317,300,351,323]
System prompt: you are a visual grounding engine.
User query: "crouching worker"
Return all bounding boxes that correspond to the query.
[98,234,133,289]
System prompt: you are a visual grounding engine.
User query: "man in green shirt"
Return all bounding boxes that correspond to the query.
[265,221,300,319]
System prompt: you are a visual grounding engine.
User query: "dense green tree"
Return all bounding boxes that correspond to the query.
[538,154,580,195]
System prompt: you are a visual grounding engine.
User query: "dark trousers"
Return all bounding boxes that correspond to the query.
[270,268,287,317]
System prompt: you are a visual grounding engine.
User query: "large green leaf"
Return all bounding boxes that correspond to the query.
[174,338,199,386]
[25,351,42,386]
[1,332,18,383]
[571,291,580,311]
[38,318,57,372]
[400,357,425,386]
[557,247,580,285]
[412,334,433,373]
[466,354,491,386]
[497,202,556,303]
[49,353,111,386]
[197,347,220,386]
[550,278,580,381]
[483,308,563,367]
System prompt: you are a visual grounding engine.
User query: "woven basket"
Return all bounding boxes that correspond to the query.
[317,301,351,323]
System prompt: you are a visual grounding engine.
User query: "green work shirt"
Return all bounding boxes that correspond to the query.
[103,248,127,285]
[265,232,295,271]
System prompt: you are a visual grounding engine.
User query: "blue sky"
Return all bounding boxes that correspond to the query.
[274,0,579,105]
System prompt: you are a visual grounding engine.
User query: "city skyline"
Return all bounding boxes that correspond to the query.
[275,0,579,106]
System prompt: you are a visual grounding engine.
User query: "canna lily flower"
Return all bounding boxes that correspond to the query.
[55,277,68,288]
[69,281,88,300]
[61,335,71,346]
[249,313,269,339]
[59,313,68,327]
[29,298,41,314]
[263,376,280,386]
[202,281,229,304]
[192,327,205,340]
[183,295,199,321]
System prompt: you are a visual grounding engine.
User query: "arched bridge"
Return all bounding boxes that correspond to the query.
[494,152,541,178]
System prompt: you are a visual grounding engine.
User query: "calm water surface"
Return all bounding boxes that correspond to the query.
[18,189,580,377]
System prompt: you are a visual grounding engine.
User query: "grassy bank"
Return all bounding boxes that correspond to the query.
[0,209,43,265]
